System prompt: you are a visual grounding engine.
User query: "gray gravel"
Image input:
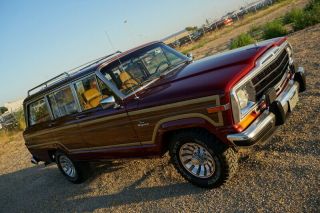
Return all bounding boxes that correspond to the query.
[0,25,319,213]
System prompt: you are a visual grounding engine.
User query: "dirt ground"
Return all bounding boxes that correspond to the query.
[0,15,319,213]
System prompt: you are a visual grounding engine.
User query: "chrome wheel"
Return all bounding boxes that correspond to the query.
[179,142,215,178]
[59,155,77,178]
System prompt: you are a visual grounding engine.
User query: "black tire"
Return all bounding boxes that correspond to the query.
[169,129,238,188]
[56,151,90,184]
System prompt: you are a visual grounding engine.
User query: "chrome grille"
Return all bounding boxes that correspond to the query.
[252,50,289,100]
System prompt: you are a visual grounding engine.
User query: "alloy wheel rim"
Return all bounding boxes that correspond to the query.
[179,142,215,178]
[59,155,77,178]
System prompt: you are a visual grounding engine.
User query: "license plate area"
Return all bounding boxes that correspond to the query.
[288,87,299,112]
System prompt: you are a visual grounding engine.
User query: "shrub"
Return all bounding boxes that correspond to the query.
[283,8,304,24]
[13,109,26,130]
[262,20,287,39]
[230,33,256,49]
[249,25,263,39]
[304,0,320,12]
[292,6,320,30]
[290,0,320,30]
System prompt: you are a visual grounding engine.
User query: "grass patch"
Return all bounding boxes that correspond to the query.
[0,130,17,143]
[230,33,256,49]
[262,20,288,39]
[283,0,320,30]
[283,8,305,24]
[292,0,320,30]
[0,131,10,143]
[181,38,210,55]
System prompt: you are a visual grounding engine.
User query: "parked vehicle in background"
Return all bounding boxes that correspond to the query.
[191,30,203,41]
[0,112,19,131]
[23,37,306,188]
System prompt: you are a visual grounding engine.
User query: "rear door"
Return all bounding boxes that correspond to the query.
[47,85,86,150]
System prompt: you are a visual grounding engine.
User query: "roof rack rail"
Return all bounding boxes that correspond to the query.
[27,72,70,96]
[27,50,121,97]
[67,50,122,75]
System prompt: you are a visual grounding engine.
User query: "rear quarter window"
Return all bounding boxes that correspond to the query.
[28,98,51,126]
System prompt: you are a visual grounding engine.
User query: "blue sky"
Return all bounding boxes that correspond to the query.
[0,0,252,106]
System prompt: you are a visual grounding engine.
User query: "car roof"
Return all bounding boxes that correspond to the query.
[24,41,161,104]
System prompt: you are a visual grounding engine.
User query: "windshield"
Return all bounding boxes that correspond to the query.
[100,43,188,96]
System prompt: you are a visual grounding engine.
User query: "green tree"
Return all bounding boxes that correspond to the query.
[0,106,8,114]
[185,26,198,32]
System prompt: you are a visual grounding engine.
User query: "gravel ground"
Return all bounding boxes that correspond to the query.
[0,25,319,213]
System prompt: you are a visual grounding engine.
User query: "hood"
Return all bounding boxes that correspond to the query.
[156,37,285,87]
[133,37,286,107]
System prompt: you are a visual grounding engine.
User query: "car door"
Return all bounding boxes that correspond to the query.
[47,85,87,150]
[73,75,139,149]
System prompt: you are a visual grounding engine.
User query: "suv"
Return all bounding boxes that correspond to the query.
[23,37,306,188]
[0,112,18,131]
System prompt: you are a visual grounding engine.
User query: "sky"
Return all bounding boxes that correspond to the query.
[0,0,254,106]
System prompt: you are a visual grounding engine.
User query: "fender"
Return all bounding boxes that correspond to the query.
[152,114,233,154]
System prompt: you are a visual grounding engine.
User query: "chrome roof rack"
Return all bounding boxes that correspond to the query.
[27,72,70,96]
[67,51,122,75]
[27,51,122,97]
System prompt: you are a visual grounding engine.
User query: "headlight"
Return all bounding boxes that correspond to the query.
[237,89,249,109]
[231,81,256,123]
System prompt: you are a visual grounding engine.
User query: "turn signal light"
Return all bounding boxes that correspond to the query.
[235,111,259,132]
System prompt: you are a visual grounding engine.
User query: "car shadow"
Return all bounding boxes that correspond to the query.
[0,160,204,212]
[64,166,204,211]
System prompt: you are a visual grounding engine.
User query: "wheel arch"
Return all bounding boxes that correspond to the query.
[154,116,232,155]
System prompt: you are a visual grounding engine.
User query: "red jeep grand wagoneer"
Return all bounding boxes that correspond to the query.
[23,37,306,188]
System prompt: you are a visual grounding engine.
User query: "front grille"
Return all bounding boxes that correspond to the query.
[252,50,289,100]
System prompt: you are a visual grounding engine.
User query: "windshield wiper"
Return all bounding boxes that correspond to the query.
[160,60,191,77]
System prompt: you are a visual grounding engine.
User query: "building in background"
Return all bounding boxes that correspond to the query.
[4,99,23,112]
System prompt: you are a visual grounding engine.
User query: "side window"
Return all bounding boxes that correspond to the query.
[28,98,51,126]
[48,86,78,118]
[74,75,112,111]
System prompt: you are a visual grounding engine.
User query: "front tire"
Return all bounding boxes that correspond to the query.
[169,130,238,188]
[56,151,90,184]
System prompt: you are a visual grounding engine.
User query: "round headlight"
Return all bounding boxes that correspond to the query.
[237,89,249,109]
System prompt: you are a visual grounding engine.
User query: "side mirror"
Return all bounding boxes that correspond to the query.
[186,53,193,61]
[100,96,119,109]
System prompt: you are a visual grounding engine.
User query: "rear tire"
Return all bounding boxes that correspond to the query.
[56,151,90,184]
[169,129,238,188]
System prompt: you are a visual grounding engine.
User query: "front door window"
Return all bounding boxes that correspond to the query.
[100,43,188,96]
[74,75,113,111]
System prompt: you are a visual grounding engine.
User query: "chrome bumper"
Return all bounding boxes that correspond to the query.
[227,68,304,146]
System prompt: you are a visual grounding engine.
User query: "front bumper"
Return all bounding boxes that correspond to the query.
[227,67,306,146]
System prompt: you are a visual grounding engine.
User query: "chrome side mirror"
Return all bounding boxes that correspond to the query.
[186,53,193,61]
[100,96,119,109]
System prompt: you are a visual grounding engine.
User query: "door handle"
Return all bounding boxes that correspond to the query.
[137,121,149,127]
[76,115,87,120]
[48,122,56,127]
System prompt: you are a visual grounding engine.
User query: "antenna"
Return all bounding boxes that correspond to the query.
[104,30,124,69]
[104,29,140,99]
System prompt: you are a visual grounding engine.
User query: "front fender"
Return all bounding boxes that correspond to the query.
[154,116,232,154]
